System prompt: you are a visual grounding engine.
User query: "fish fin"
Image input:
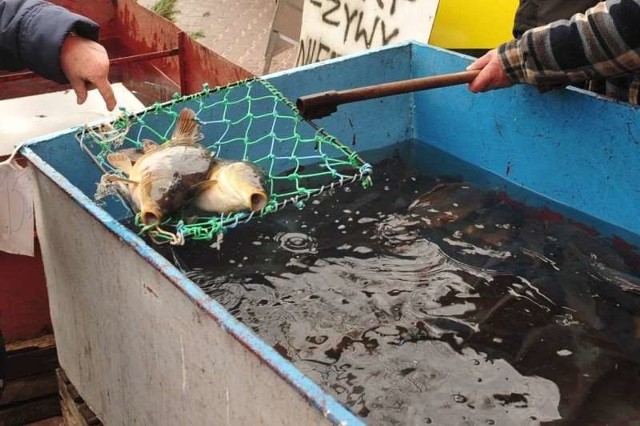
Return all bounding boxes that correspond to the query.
[171,108,202,145]
[138,173,156,197]
[105,174,138,185]
[107,153,133,174]
[142,139,159,153]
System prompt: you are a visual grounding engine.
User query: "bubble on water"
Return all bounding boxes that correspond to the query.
[556,349,572,357]
[274,232,318,254]
[353,246,373,254]
[358,217,377,224]
[555,314,578,326]
[338,225,346,230]
[252,241,262,246]
[343,209,352,214]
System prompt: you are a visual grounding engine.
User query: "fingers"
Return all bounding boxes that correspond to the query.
[60,36,117,110]
[468,70,493,93]
[466,51,493,71]
[69,77,88,105]
[93,77,117,111]
[466,49,513,93]
[69,74,116,110]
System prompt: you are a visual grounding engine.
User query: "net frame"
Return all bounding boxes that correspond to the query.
[77,78,372,245]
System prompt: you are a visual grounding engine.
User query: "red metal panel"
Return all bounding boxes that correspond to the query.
[0,240,52,343]
[116,0,181,86]
[178,32,254,95]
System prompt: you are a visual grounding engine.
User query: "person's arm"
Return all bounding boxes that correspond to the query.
[469,0,640,92]
[0,0,115,110]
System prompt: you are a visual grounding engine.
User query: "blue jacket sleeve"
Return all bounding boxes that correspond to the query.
[0,0,99,83]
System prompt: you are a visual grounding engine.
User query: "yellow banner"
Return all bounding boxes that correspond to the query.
[430,0,518,49]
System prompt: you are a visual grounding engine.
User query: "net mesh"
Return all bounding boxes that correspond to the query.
[78,78,372,245]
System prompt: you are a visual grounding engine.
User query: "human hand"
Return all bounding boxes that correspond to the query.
[60,35,116,111]
[466,49,514,93]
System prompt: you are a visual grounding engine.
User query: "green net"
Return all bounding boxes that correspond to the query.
[78,78,372,245]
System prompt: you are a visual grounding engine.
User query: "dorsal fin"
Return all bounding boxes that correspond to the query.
[171,108,202,144]
[107,153,133,174]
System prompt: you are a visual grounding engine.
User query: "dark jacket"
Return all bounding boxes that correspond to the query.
[0,0,99,83]
[513,0,600,38]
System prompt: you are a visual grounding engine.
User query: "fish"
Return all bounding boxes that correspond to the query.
[105,108,214,226]
[408,182,493,227]
[191,160,269,214]
[112,139,159,163]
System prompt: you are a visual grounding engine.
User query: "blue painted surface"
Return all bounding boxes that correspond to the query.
[409,43,640,242]
[23,145,365,426]
[22,41,640,424]
[28,129,132,221]
[270,41,640,243]
[268,43,415,153]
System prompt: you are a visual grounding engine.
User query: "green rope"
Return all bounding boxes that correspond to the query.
[84,78,372,244]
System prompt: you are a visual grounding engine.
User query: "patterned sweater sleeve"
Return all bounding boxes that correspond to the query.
[499,0,640,86]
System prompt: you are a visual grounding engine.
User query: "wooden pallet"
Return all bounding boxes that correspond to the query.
[56,370,101,426]
[0,335,60,426]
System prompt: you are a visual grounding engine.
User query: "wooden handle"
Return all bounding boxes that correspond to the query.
[297,70,480,120]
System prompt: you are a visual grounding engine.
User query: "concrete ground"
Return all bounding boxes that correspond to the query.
[138,0,298,76]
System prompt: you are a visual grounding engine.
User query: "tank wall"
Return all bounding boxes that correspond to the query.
[410,43,640,241]
[31,168,355,426]
[267,43,416,154]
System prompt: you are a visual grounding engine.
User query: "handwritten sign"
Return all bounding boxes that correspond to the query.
[296,0,439,66]
[0,162,34,256]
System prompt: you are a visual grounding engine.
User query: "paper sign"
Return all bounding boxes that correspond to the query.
[296,0,439,66]
[0,162,34,256]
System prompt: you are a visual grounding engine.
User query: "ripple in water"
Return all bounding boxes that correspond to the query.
[274,232,318,254]
[158,142,640,425]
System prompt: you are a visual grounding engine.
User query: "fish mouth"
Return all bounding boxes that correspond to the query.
[141,209,162,226]
[249,192,268,212]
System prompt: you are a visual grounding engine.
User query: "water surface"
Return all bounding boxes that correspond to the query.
[158,141,640,425]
